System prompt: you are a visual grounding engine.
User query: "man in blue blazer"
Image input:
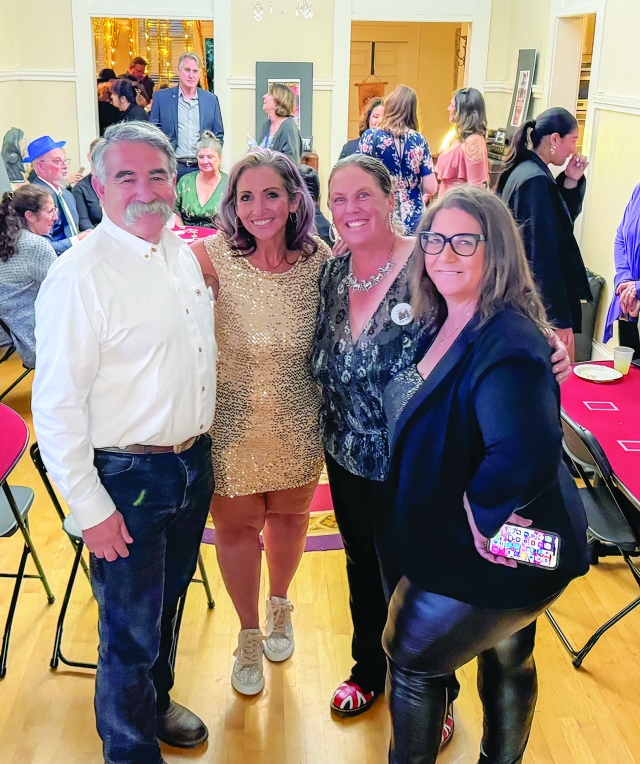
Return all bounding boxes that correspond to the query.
[150,52,224,181]
[26,135,89,255]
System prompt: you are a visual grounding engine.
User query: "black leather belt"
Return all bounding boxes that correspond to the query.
[177,158,198,167]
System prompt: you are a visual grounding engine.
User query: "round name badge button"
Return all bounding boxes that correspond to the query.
[391,302,414,326]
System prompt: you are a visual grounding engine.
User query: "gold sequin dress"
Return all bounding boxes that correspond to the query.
[205,233,329,497]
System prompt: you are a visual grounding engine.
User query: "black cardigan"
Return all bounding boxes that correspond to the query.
[71,174,102,230]
[383,308,589,610]
[499,152,591,331]
[258,117,302,164]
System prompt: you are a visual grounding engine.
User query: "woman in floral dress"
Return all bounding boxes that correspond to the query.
[358,85,437,233]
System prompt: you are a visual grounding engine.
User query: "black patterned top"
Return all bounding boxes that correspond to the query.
[310,249,431,481]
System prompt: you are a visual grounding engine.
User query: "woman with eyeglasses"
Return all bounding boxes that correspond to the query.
[381,186,589,764]
[310,155,572,735]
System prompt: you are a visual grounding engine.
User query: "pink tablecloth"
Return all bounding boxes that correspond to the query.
[561,361,640,501]
[171,226,215,242]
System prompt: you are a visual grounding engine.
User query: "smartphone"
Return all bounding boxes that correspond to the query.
[486,523,560,569]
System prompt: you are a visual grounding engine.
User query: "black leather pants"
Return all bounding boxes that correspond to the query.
[383,577,557,764]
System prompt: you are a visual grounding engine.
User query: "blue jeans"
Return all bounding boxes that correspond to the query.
[91,435,214,764]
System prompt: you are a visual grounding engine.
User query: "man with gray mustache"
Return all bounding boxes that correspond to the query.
[32,121,217,764]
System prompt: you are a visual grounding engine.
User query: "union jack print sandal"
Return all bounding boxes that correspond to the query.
[330,680,377,717]
[440,701,455,749]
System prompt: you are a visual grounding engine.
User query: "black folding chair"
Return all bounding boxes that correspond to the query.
[51,514,215,672]
[0,319,33,403]
[29,443,215,671]
[545,411,640,668]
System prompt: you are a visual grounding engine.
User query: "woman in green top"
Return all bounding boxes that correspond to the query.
[174,131,228,228]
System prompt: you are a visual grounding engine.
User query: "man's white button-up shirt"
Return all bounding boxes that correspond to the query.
[32,213,217,531]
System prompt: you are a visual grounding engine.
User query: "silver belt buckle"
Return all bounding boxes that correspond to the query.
[173,436,197,454]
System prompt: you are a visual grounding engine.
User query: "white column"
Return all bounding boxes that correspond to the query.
[71,0,100,158]
[213,0,232,171]
[467,0,492,92]
[331,0,352,165]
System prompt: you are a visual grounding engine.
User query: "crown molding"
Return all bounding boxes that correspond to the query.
[0,69,77,83]
[591,94,640,117]
[228,78,335,91]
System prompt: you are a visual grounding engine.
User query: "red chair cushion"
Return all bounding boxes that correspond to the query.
[0,404,29,484]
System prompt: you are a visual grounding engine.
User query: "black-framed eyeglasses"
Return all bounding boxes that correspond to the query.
[419,232,486,257]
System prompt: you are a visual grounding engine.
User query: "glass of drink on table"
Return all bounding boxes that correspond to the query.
[614,346,634,375]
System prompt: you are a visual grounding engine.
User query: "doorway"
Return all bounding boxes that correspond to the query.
[93,18,214,92]
[348,21,468,154]
[548,13,596,153]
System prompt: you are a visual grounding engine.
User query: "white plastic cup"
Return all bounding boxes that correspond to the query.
[614,346,634,375]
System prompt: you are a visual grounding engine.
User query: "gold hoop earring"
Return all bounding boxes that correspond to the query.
[289,211,298,223]
[329,223,338,243]
[550,146,556,155]
[235,215,243,228]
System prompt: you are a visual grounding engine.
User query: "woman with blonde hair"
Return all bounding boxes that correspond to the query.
[174,131,227,228]
[435,87,489,195]
[191,149,330,696]
[311,155,571,731]
[358,85,437,233]
[258,83,303,163]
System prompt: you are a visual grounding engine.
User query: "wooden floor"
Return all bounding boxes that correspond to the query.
[2,355,640,763]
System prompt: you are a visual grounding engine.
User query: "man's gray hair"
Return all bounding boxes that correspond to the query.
[91,121,177,183]
[178,51,202,70]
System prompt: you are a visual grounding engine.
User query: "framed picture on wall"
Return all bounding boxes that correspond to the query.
[506,49,538,141]
[256,62,313,144]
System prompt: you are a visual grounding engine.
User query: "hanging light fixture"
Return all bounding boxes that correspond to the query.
[254,0,313,21]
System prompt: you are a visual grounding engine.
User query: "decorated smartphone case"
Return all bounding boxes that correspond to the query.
[487,523,560,570]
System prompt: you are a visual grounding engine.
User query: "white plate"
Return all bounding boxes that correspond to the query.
[573,364,623,383]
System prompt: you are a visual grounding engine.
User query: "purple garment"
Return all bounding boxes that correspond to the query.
[604,183,640,342]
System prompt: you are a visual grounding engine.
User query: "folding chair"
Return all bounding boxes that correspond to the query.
[50,517,215,672]
[29,444,215,671]
[0,403,54,677]
[545,411,640,668]
[0,320,33,403]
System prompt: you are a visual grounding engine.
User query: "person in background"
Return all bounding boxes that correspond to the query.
[310,154,572,731]
[0,185,57,369]
[258,83,302,164]
[32,120,216,764]
[174,132,226,228]
[191,149,330,697]
[110,79,150,123]
[435,87,489,195]
[382,187,588,764]
[339,97,385,160]
[498,107,591,362]
[151,52,225,181]
[298,164,332,247]
[72,139,103,230]
[120,56,154,105]
[98,81,122,136]
[28,135,88,255]
[604,183,640,356]
[358,85,438,234]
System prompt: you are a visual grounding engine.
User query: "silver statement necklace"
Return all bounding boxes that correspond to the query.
[346,239,396,293]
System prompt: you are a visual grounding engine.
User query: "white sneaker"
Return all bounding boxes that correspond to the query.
[231,628,265,695]
[264,596,295,662]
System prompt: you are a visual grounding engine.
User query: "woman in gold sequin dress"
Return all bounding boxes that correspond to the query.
[192,149,330,696]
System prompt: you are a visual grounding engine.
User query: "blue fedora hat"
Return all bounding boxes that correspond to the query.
[23,135,66,164]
